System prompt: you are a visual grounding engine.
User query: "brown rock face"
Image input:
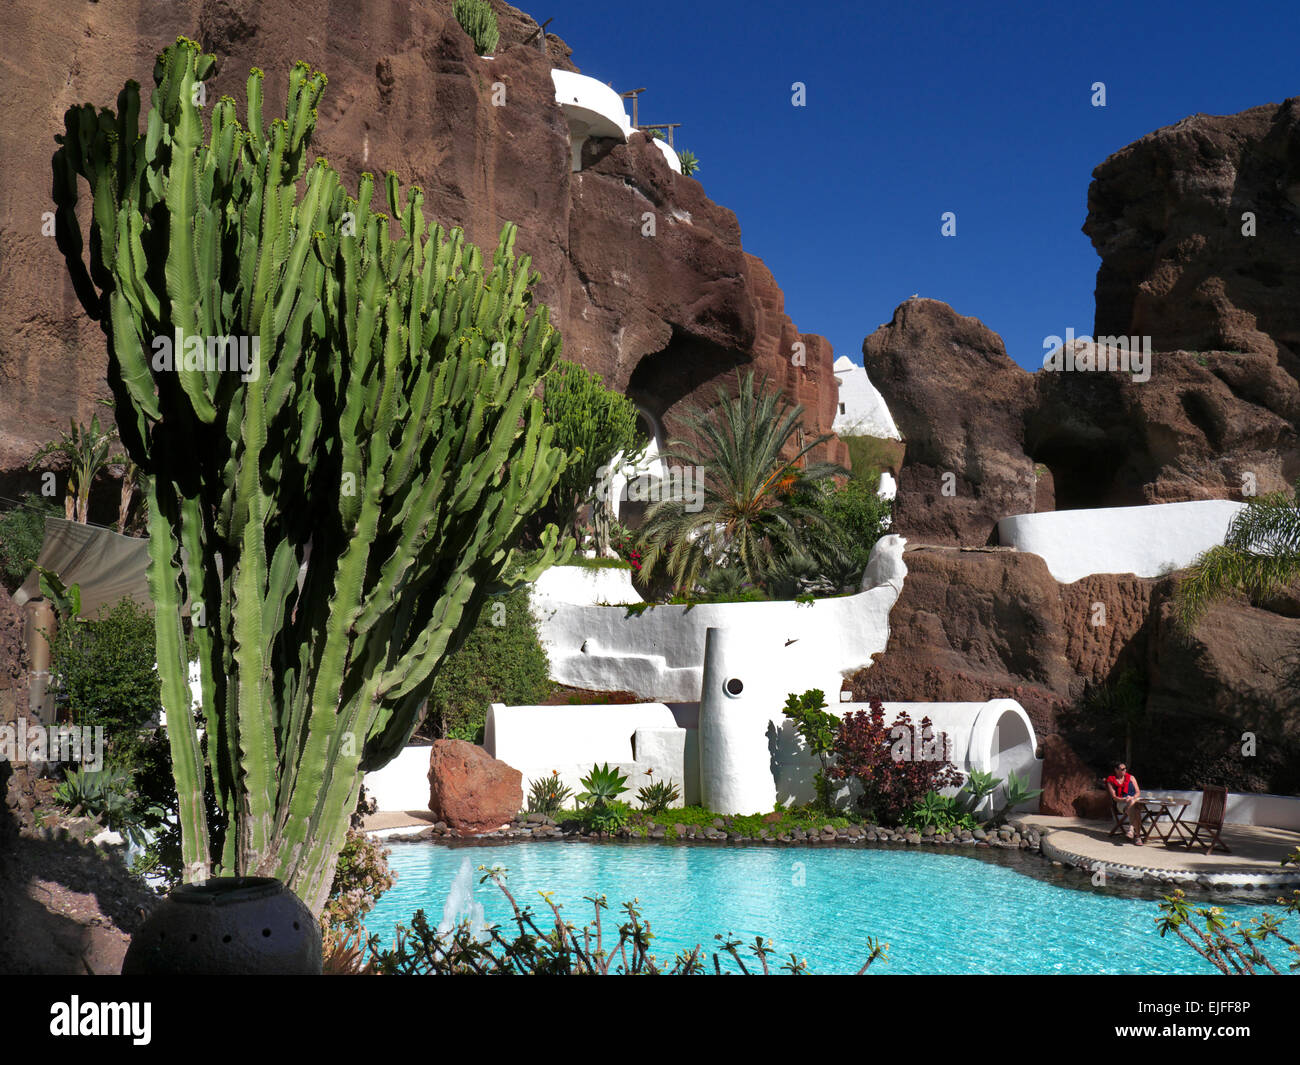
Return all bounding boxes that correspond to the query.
[1038,734,1111,819]
[0,0,845,489]
[426,739,522,834]
[1084,99,1300,365]
[855,546,1300,793]
[861,300,1037,545]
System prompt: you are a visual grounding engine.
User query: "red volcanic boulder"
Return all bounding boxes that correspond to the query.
[862,299,1038,546]
[1039,734,1110,819]
[427,740,522,835]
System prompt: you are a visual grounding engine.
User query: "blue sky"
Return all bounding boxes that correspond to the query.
[553,0,1300,370]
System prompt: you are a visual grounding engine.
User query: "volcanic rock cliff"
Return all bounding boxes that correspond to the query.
[856,100,1300,792]
[0,0,845,493]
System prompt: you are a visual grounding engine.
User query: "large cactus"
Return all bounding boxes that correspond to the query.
[52,38,570,912]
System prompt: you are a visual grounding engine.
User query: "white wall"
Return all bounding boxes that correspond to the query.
[1143,789,1300,830]
[530,535,908,702]
[832,355,901,440]
[532,564,641,608]
[996,499,1247,583]
[484,702,688,809]
[363,744,433,813]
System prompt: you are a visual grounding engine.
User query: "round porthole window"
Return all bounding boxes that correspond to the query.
[724,677,744,697]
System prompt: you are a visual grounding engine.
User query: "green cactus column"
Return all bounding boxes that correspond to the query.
[53,38,571,913]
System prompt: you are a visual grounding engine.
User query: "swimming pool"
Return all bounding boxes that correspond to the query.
[363,841,1282,975]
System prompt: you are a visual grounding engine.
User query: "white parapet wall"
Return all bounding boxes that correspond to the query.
[531,534,908,702]
[832,356,901,440]
[996,499,1247,583]
[532,564,641,608]
[484,702,688,809]
[363,743,435,814]
[1141,789,1300,830]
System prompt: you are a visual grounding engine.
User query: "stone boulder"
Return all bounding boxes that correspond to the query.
[861,299,1038,546]
[427,739,522,835]
[1038,733,1111,819]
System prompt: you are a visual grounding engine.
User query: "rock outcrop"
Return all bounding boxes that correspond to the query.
[0,0,845,494]
[427,739,522,834]
[861,299,1037,545]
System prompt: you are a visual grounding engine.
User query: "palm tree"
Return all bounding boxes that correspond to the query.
[1173,486,1300,630]
[637,372,842,593]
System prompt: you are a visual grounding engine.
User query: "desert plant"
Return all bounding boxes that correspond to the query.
[1174,484,1300,630]
[635,775,681,814]
[578,762,629,807]
[54,764,163,848]
[53,39,571,912]
[999,769,1043,817]
[676,149,700,176]
[527,771,573,815]
[28,413,122,524]
[453,0,500,56]
[828,700,962,825]
[637,372,842,592]
[955,768,999,816]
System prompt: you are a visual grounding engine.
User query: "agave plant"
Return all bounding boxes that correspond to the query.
[577,763,629,807]
[635,776,681,814]
[637,372,843,593]
[676,149,700,176]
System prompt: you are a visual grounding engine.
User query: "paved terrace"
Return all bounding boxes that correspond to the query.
[1022,815,1300,889]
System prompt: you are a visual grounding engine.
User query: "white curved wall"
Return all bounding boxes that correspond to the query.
[832,355,900,440]
[551,70,633,140]
[996,499,1247,583]
[363,744,434,813]
[532,564,641,608]
[653,139,682,174]
[484,702,687,808]
[532,535,909,701]
[771,699,1041,813]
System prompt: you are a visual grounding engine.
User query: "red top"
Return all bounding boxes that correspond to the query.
[1107,772,1134,797]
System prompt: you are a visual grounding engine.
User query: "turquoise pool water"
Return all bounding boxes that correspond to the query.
[364,841,1280,975]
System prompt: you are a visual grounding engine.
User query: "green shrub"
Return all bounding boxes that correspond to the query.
[322,829,397,953]
[422,584,551,743]
[676,149,699,176]
[900,791,977,834]
[453,0,500,56]
[577,762,629,832]
[781,689,838,811]
[0,494,58,591]
[49,596,162,768]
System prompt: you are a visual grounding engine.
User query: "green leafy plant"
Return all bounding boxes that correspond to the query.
[676,149,700,176]
[781,688,838,811]
[53,764,163,848]
[1174,483,1300,630]
[638,372,842,593]
[28,413,122,524]
[420,584,552,744]
[1000,769,1043,815]
[527,771,573,815]
[0,494,59,592]
[320,829,396,953]
[453,0,500,55]
[357,866,887,974]
[577,762,629,833]
[53,38,572,913]
[1156,887,1300,974]
[955,769,999,817]
[635,774,681,814]
[901,791,977,833]
[534,359,645,542]
[582,800,630,834]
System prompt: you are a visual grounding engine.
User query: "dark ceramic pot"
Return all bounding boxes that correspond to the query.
[122,876,322,975]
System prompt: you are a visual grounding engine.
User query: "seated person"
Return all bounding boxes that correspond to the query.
[1105,762,1144,845]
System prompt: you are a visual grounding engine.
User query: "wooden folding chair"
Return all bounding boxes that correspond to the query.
[1108,798,1132,837]
[1174,785,1232,855]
